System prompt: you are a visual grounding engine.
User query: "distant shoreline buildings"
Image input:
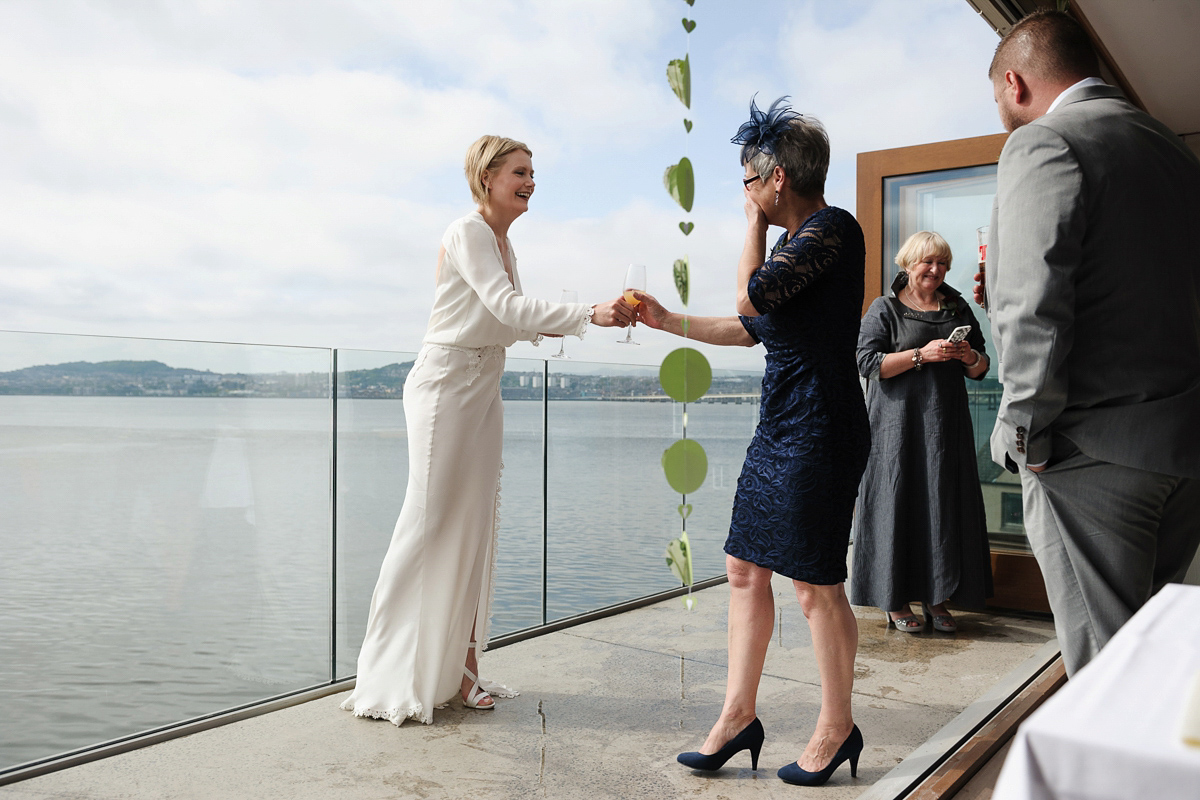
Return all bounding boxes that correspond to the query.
[0,360,768,403]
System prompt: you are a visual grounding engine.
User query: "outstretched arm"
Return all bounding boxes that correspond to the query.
[446,218,591,336]
[540,297,635,337]
[633,292,756,347]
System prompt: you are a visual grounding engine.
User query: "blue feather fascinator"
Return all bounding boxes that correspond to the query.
[731,95,800,159]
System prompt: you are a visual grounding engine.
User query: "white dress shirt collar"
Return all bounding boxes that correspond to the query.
[1046,76,1109,115]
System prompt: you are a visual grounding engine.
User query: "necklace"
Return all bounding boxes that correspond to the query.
[906,286,940,312]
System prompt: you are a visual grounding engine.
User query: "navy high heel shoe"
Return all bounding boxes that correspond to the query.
[677,717,765,771]
[777,724,863,786]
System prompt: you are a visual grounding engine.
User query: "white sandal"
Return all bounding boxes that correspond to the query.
[462,665,495,709]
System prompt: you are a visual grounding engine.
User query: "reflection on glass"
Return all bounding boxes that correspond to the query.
[552,290,577,359]
[0,331,332,772]
[494,358,548,632]
[334,349,417,680]
[882,164,1028,553]
[544,361,759,621]
[2,333,764,773]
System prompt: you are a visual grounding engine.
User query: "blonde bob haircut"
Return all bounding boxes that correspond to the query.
[895,230,953,272]
[465,135,533,206]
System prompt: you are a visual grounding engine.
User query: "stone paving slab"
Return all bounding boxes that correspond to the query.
[1,575,1054,800]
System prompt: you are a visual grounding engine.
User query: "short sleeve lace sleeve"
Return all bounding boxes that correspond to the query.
[746,210,844,315]
[739,315,762,344]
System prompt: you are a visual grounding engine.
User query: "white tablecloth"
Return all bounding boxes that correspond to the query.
[993,583,1200,800]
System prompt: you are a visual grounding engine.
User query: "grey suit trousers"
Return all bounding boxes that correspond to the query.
[1020,434,1200,676]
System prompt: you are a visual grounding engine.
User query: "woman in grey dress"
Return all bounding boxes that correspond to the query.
[850,231,993,633]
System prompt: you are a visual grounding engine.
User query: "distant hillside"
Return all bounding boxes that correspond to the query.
[338,362,414,398]
[3,360,212,379]
[0,360,323,398]
[0,359,763,402]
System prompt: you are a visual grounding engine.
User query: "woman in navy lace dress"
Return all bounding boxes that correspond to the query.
[636,97,870,787]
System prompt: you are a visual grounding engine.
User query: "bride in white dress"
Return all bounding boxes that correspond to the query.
[341,135,635,724]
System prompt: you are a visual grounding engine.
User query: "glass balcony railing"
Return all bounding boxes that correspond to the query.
[1,331,760,775]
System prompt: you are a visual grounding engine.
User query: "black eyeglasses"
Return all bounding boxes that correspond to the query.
[742,175,761,188]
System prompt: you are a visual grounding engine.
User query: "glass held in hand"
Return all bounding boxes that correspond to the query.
[552,290,577,359]
[976,225,988,309]
[618,264,646,345]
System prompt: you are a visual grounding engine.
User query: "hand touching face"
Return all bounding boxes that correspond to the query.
[742,166,769,227]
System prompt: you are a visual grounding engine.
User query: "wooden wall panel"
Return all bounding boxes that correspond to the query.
[856,133,1008,314]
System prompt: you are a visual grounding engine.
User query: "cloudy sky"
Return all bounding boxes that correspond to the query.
[0,0,1003,373]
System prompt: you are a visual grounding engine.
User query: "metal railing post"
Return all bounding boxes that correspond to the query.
[330,348,338,683]
[541,358,549,626]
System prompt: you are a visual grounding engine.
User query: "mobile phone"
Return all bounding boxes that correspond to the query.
[947,325,972,343]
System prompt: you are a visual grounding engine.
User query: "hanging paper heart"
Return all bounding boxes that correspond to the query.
[663,158,694,212]
[679,221,694,236]
[683,119,693,133]
[667,55,691,109]
[677,503,692,519]
[673,256,690,306]
[665,537,692,585]
[682,18,696,33]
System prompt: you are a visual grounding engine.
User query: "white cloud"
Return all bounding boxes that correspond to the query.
[777,1,1001,155]
[0,0,1002,374]
[702,0,1002,211]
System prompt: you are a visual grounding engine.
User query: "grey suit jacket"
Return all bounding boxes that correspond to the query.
[986,84,1200,478]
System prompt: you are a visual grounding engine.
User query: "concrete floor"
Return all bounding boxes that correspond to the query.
[1,576,1054,800]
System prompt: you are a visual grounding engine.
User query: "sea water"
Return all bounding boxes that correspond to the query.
[0,395,758,769]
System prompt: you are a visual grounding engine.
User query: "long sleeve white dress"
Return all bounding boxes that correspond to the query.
[341,211,592,725]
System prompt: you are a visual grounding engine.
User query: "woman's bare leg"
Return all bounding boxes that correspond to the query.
[700,554,774,753]
[461,621,494,707]
[793,581,857,770]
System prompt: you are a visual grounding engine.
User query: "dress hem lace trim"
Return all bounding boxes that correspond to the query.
[340,696,432,726]
[339,685,520,727]
[478,680,520,698]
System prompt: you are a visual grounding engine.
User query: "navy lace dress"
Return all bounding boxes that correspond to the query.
[727,206,871,584]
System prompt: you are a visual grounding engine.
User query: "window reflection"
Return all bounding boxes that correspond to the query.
[881,164,1029,553]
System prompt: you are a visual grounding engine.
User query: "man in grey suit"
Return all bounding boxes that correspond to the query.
[981,10,1200,676]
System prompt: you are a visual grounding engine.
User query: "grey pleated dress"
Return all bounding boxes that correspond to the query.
[849,275,994,612]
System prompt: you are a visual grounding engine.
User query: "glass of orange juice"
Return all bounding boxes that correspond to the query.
[618,264,646,345]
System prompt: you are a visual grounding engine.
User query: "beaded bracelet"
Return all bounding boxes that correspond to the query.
[912,348,923,371]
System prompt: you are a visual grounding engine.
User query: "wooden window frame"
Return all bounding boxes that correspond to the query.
[854,131,1051,614]
[855,132,1008,315]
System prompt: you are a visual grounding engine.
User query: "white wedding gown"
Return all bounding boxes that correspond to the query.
[341,211,592,724]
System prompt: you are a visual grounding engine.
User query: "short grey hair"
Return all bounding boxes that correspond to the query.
[743,115,830,198]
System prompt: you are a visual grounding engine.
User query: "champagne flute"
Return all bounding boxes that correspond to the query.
[976,225,989,309]
[552,290,577,359]
[618,264,646,345]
